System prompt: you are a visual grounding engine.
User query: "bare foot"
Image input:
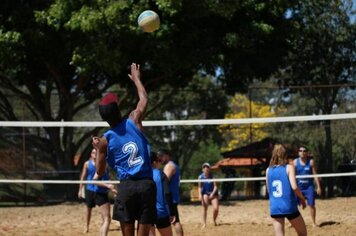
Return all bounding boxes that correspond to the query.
[201,224,206,229]
[83,227,89,233]
[313,223,319,228]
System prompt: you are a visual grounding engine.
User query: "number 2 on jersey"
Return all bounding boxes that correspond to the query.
[123,141,143,167]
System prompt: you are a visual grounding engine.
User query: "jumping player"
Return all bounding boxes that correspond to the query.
[92,63,156,236]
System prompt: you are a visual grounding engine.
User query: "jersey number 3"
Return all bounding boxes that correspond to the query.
[123,142,143,167]
[272,180,283,198]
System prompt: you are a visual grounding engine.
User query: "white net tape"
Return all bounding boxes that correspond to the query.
[0,113,355,127]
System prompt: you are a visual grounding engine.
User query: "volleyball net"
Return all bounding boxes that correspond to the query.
[0,113,355,204]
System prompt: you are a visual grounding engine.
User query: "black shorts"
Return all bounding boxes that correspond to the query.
[171,203,180,223]
[85,190,109,208]
[112,178,156,224]
[271,211,301,220]
[154,216,171,229]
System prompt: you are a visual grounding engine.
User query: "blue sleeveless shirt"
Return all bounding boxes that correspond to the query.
[153,169,170,218]
[168,161,180,204]
[267,165,298,215]
[295,158,314,189]
[199,173,215,195]
[86,160,109,193]
[104,118,152,180]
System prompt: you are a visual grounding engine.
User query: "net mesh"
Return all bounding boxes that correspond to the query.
[0,113,355,205]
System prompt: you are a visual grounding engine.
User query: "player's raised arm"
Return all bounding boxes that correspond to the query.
[128,63,148,130]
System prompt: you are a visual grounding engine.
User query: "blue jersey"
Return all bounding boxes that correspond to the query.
[267,165,298,215]
[199,173,215,195]
[153,169,170,218]
[104,118,152,180]
[169,161,181,204]
[295,158,314,190]
[86,160,109,193]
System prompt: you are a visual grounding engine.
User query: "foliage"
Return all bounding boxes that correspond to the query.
[0,0,297,180]
[145,74,228,176]
[278,0,355,197]
[218,93,282,151]
[183,139,222,179]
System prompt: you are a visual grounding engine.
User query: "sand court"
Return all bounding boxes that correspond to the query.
[0,197,355,236]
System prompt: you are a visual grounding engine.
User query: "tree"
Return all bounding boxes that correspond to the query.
[146,74,228,177]
[0,0,298,188]
[218,93,280,151]
[279,0,355,197]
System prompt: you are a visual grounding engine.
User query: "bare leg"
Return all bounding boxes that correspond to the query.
[149,225,156,236]
[310,206,318,226]
[137,223,152,236]
[99,203,111,236]
[157,225,173,236]
[201,195,209,228]
[85,206,92,233]
[289,215,307,236]
[210,196,219,226]
[173,222,184,236]
[271,217,285,236]
[120,222,135,236]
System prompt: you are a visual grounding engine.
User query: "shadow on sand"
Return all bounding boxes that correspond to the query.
[319,221,340,227]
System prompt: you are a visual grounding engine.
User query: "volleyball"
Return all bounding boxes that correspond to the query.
[137,10,160,33]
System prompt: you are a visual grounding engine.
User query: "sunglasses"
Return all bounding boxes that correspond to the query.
[299,150,307,152]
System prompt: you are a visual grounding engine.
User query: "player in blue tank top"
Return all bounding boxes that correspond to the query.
[266,144,307,236]
[92,63,156,236]
[198,162,219,228]
[78,148,116,235]
[157,149,184,236]
[150,152,174,236]
[293,146,321,227]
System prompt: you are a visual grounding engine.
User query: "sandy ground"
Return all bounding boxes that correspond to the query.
[0,197,355,236]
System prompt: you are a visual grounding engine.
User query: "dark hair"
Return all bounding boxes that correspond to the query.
[99,103,122,126]
[299,146,308,151]
[157,148,170,157]
[150,151,158,164]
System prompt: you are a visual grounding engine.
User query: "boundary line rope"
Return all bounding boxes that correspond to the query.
[0,172,355,184]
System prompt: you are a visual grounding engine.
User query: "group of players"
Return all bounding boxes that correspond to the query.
[78,63,321,236]
[267,144,321,236]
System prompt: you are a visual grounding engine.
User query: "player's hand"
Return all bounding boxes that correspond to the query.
[108,184,118,195]
[170,216,176,224]
[300,198,306,209]
[128,63,140,82]
[78,191,83,199]
[92,136,107,151]
[93,172,100,180]
[92,136,101,149]
[316,186,321,196]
